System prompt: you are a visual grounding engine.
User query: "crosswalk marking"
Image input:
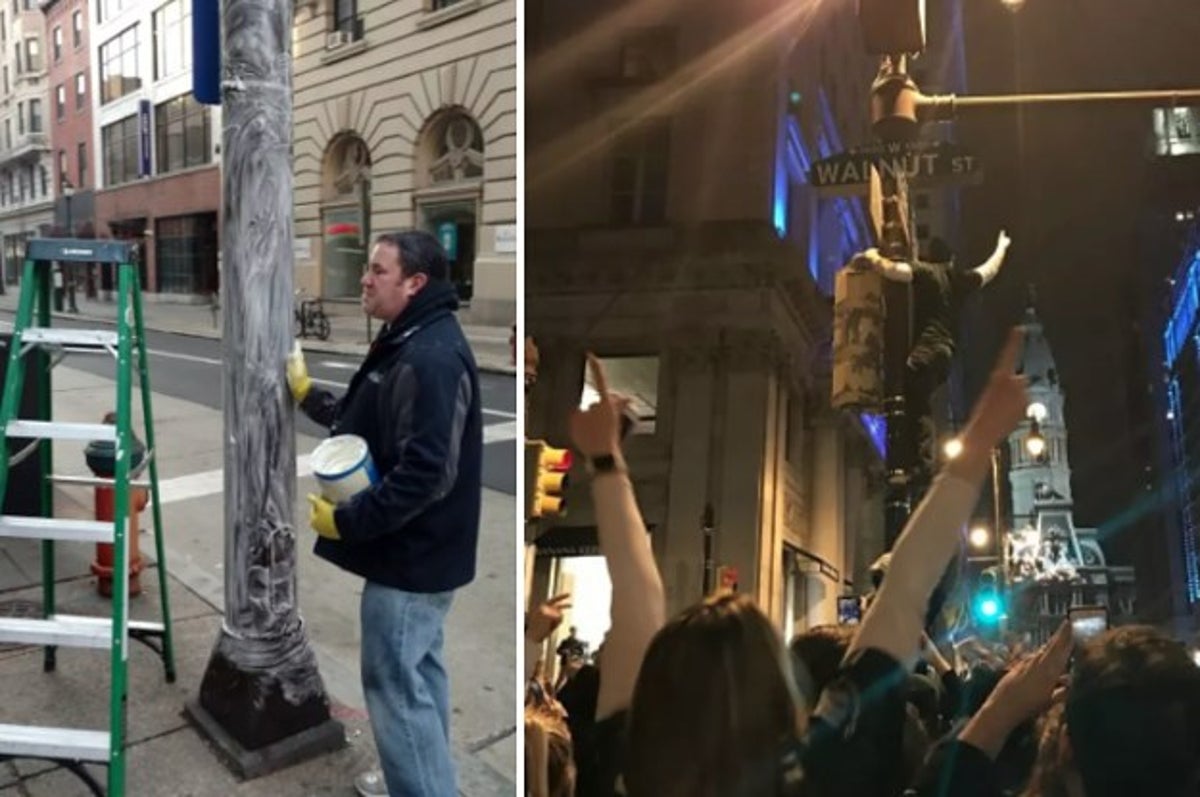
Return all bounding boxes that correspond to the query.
[151,420,514,507]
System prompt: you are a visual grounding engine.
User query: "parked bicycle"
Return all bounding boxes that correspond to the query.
[294,290,331,340]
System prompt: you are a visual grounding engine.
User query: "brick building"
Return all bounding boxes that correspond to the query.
[90,0,221,299]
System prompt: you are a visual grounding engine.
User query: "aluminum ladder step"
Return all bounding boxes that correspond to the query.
[0,516,113,543]
[6,420,116,442]
[0,614,164,649]
[19,328,118,348]
[0,723,110,763]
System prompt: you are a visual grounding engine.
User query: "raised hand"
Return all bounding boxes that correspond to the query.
[527,593,572,644]
[568,354,629,457]
[965,327,1029,449]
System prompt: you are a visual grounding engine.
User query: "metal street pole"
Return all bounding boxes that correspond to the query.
[186,0,343,776]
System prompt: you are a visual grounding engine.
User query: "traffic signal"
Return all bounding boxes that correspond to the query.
[972,568,1006,625]
[525,439,572,519]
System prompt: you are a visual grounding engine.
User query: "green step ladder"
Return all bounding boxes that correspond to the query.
[0,239,176,796]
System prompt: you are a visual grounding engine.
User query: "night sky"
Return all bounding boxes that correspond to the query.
[945,0,1200,612]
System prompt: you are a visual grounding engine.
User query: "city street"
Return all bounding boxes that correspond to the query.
[0,316,518,794]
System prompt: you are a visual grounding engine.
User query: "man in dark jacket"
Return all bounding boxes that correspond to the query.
[287,230,482,797]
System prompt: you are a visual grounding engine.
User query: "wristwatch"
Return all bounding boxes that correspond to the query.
[587,453,625,475]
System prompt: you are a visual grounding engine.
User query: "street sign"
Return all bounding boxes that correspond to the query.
[809,140,982,197]
[193,0,221,105]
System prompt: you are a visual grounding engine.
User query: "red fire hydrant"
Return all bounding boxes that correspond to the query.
[85,413,147,598]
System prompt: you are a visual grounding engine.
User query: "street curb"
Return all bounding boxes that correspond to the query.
[0,308,519,377]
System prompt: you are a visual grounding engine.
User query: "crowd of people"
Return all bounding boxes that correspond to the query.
[524,330,1200,797]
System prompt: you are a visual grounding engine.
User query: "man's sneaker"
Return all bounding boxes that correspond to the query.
[354,769,389,797]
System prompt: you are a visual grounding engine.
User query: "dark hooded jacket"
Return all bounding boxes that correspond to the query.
[300,280,482,592]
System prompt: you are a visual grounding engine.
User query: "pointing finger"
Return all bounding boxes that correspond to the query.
[586,353,611,400]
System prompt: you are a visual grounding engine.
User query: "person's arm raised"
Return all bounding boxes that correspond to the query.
[570,354,666,719]
[850,328,1028,663]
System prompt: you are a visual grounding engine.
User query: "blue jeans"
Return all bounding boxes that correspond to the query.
[361,582,456,797]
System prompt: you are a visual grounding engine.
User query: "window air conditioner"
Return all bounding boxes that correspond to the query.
[326,30,353,49]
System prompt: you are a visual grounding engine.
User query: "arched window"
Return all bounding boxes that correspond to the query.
[319,133,372,298]
[414,109,484,302]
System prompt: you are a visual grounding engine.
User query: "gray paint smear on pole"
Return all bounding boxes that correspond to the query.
[219,0,323,703]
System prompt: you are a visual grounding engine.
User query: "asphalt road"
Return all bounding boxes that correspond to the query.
[0,316,518,495]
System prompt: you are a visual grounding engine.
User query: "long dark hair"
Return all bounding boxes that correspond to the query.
[624,594,802,797]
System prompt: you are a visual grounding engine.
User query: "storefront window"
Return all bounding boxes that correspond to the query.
[156,212,218,294]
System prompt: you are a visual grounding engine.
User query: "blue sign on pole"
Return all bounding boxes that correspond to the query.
[193,0,221,105]
[437,222,458,260]
[138,100,152,178]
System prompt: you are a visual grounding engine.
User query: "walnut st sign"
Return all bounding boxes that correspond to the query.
[809,141,983,197]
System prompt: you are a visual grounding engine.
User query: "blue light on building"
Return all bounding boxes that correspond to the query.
[860,412,887,459]
[1163,243,1200,604]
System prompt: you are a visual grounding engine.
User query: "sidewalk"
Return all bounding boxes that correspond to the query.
[0,289,516,375]
[0,364,517,795]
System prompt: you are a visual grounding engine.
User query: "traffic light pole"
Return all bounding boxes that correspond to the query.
[861,18,1200,545]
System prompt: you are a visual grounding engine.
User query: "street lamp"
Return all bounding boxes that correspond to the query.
[942,437,963,460]
[1000,0,1027,13]
[969,525,991,549]
[60,176,79,313]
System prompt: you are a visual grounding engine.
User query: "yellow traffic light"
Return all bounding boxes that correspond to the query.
[525,440,573,520]
[536,445,572,517]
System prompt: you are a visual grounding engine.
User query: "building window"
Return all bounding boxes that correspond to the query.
[73,10,83,48]
[75,72,86,109]
[16,101,22,134]
[101,113,140,186]
[332,0,359,35]
[52,26,62,62]
[156,213,218,294]
[57,149,67,189]
[28,98,40,133]
[155,93,210,174]
[78,140,88,186]
[430,0,467,9]
[3,119,9,149]
[23,37,39,72]
[610,120,670,226]
[97,0,131,25]
[2,65,7,94]
[55,84,65,120]
[13,43,19,75]
[99,25,140,104]
[39,165,47,196]
[153,0,192,80]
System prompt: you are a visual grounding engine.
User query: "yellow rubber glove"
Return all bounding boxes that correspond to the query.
[286,341,311,402]
[308,494,340,540]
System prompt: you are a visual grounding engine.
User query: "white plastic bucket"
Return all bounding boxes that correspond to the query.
[310,435,379,503]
